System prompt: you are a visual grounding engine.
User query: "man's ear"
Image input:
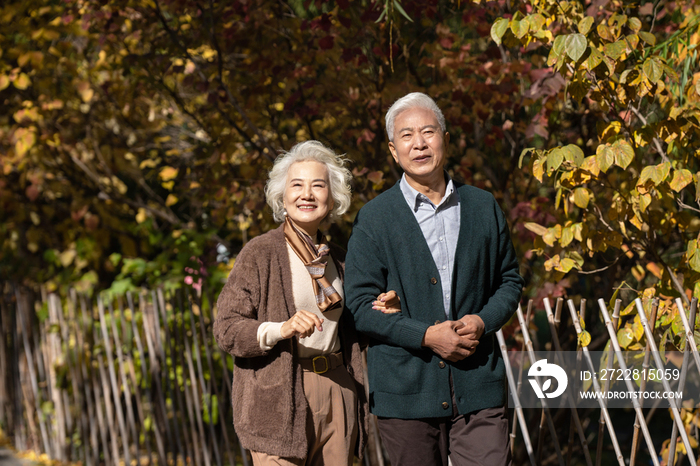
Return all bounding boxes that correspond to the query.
[388,141,399,164]
[444,132,450,148]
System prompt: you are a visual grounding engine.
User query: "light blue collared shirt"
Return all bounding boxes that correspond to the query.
[399,174,461,319]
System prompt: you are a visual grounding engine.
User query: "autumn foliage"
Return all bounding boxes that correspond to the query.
[1,0,699,313]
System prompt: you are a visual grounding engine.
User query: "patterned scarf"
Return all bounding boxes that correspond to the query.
[284,216,342,313]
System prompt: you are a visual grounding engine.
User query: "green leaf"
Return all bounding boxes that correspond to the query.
[611,139,634,169]
[547,148,564,172]
[491,18,510,45]
[689,240,700,272]
[642,57,663,83]
[638,30,656,46]
[670,169,693,192]
[604,41,626,59]
[547,35,567,66]
[596,144,614,172]
[511,19,529,39]
[526,14,545,32]
[585,47,603,70]
[392,0,413,22]
[565,33,587,62]
[573,187,590,208]
[518,147,535,168]
[578,16,594,35]
[561,226,574,247]
[617,327,633,348]
[562,144,584,166]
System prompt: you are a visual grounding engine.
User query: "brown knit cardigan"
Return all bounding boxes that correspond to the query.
[213,224,368,460]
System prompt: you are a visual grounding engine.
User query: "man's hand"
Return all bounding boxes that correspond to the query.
[280,310,324,339]
[421,320,479,362]
[456,315,485,341]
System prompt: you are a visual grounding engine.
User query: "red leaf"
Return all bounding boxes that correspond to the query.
[319,36,335,50]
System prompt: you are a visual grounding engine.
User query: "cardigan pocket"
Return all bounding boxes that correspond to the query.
[368,344,424,395]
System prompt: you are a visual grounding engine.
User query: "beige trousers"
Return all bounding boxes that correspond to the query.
[250,364,358,466]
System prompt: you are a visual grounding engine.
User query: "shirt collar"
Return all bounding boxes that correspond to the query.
[399,172,456,212]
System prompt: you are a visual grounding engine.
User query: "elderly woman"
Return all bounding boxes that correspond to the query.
[214,140,396,466]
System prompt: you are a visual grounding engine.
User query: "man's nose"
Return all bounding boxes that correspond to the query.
[413,133,427,149]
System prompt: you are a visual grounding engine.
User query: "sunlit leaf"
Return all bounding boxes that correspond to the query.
[526,14,545,33]
[670,169,693,192]
[611,139,634,169]
[604,41,626,60]
[578,17,594,35]
[565,34,587,62]
[638,30,656,46]
[642,57,663,83]
[511,20,529,39]
[159,166,179,181]
[547,148,564,172]
[578,329,591,347]
[585,47,603,70]
[490,18,509,45]
[573,187,590,208]
[628,17,642,33]
[597,23,614,42]
[596,144,614,172]
[524,222,548,236]
[617,327,633,348]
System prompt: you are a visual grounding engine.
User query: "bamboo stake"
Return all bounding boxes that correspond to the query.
[675,297,700,378]
[64,290,89,465]
[560,300,623,465]
[15,288,51,455]
[140,291,168,465]
[515,303,566,466]
[669,298,699,465]
[496,328,537,465]
[81,294,113,466]
[510,300,532,455]
[598,299,660,466]
[630,298,660,466]
[77,294,101,466]
[47,294,67,461]
[595,299,620,466]
[53,295,75,460]
[188,289,224,466]
[97,352,120,465]
[634,298,696,464]
[159,289,190,463]
[97,295,132,464]
[199,286,236,466]
[108,299,139,454]
[566,299,586,466]
[180,290,213,466]
[126,292,154,465]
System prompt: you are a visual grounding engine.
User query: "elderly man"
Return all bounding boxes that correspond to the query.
[345,92,524,466]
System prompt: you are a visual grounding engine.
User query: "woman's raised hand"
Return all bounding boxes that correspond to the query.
[280,309,324,339]
[372,290,401,314]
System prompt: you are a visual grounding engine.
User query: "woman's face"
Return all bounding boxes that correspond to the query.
[283,160,333,237]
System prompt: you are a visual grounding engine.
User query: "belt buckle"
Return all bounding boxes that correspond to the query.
[312,355,329,374]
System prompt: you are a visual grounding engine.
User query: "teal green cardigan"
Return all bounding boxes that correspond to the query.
[345,181,524,419]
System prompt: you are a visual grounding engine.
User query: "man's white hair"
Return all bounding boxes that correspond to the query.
[385,92,446,142]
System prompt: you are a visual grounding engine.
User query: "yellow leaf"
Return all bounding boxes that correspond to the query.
[12,73,31,90]
[0,74,9,90]
[135,208,148,224]
[533,158,545,182]
[139,159,159,169]
[573,187,590,208]
[524,222,548,236]
[578,329,591,347]
[544,255,561,271]
[190,182,201,189]
[159,166,179,181]
[165,194,178,206]
[543,225,562,246]
[670,169,693,192]
[161,181,174,190]
[59,249,76,267]
[14,127,36,157]
[581,155,600,176]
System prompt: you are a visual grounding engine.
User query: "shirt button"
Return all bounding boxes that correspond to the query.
[442,402,449,410]
[439,236,443,241]
[438,361,446,369]
[430,277,437,285]
[442,265,447,270]
[446,294,450,299]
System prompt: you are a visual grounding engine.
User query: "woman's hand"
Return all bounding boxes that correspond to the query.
[280,310,324,339]
[372,290,401,314]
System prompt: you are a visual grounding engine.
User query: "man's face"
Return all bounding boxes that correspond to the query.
[388,106,449,184]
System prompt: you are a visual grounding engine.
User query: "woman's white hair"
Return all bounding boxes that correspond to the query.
[265,140,352,223]
[385,92,446,142]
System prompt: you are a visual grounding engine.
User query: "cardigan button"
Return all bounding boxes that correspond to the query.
[442,402,449,410]
[438,361,446,369]
[430,277,437,285]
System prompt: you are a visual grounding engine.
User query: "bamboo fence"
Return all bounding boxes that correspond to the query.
[2,280,700,466]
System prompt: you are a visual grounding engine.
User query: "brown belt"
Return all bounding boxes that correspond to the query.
[299,351,344,374]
